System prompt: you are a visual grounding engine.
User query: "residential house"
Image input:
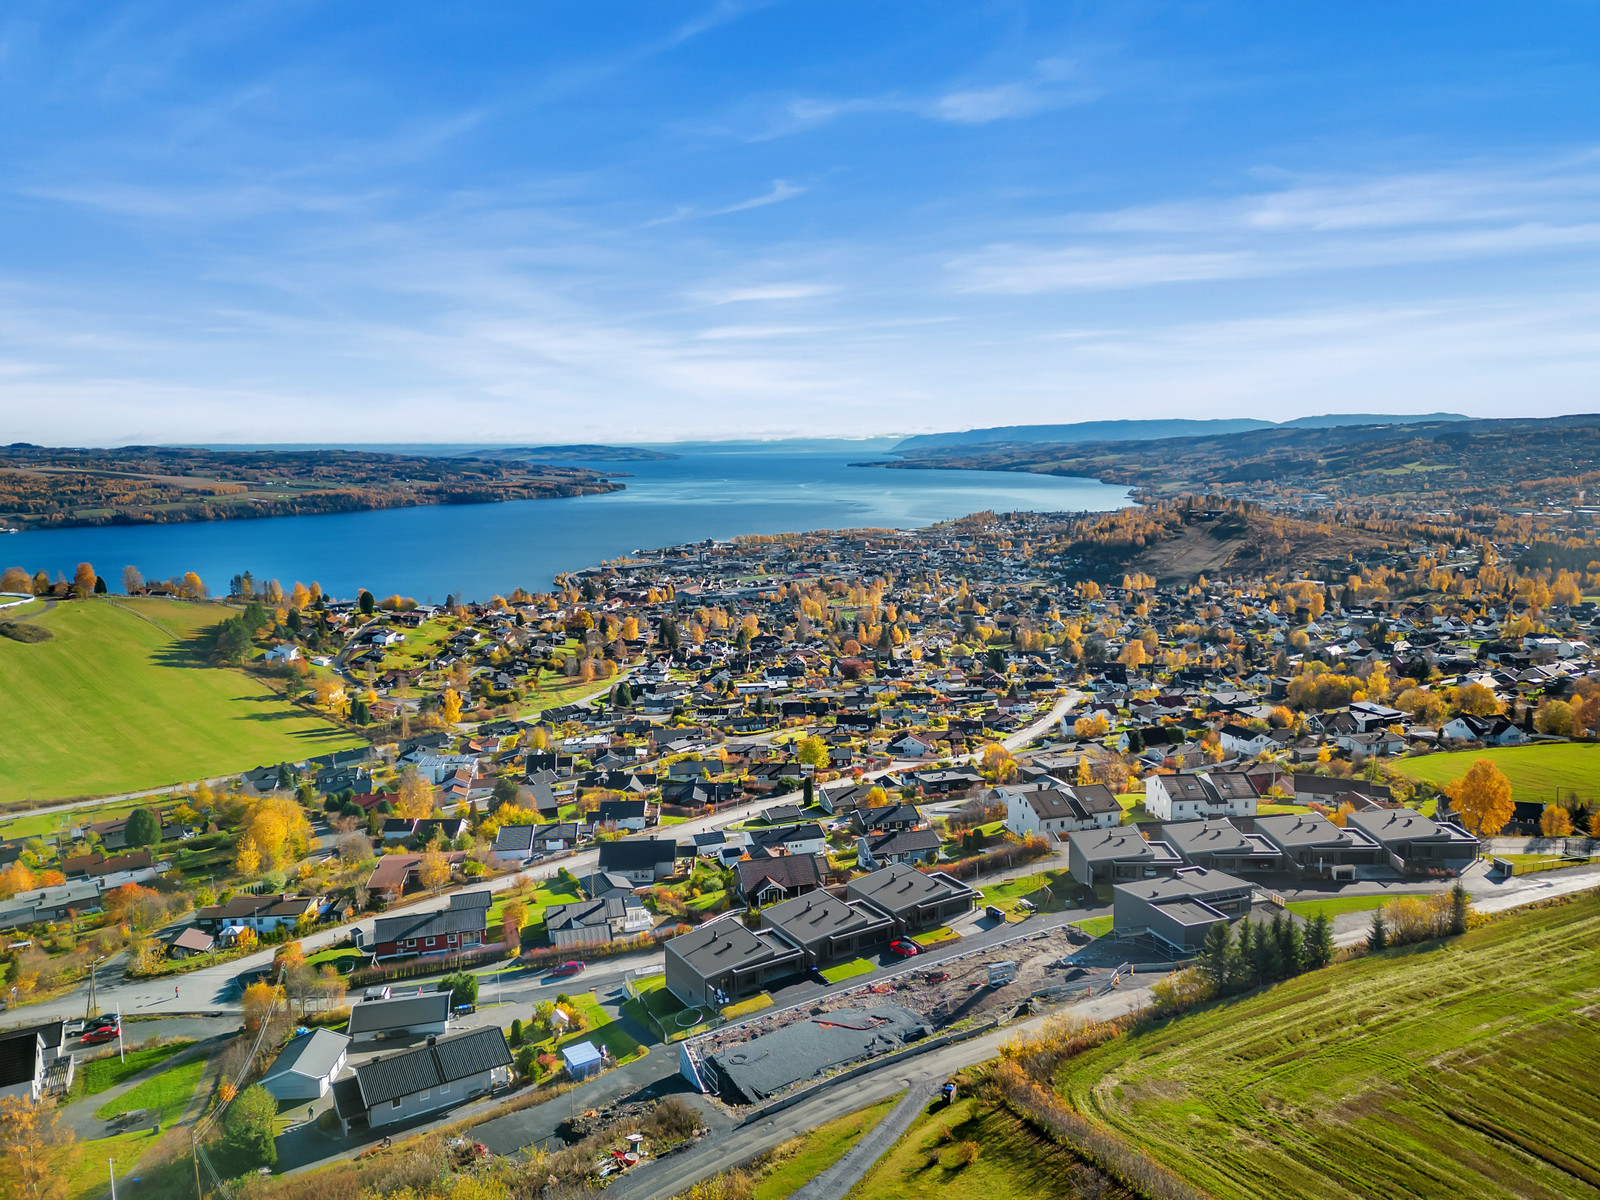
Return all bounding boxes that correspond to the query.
[1346,809,1479,871]
[596,838,679,885]
[545,896,651,947]
[735,853,824,905]
[1112,867,1258,951]
[855,828,942,869]
[336,1026,512,1131]
[1253,813,1385,879]
[846,864,975,933]
[1161,819,1283,873]
[195,893,318,937]
[261,1029,351,1101]
[365,891,491,960]
[760,891,895,968]
[1067,828,1182,888]
[663,917,806,1007]
[999,783,1120,838]
[346,991,454,1043]
[1143,770,1260,822]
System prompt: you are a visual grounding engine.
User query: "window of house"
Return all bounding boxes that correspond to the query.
[440,1083,450,1094]
[391,1099,401,1108]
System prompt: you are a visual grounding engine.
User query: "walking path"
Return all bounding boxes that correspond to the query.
[788,1080,938,1200]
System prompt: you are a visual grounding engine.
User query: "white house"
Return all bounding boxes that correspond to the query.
[261,1029,350,1101]
[1143,771,1259,822]
[998,784,1120,838]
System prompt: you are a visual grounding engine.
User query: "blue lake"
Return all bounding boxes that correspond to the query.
[4,442,1129,601]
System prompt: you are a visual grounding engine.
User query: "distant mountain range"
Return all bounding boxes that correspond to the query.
[892,413,1469,454]
[463,444,681,463]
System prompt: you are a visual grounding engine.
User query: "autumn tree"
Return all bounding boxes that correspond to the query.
[1540,804,1574,837]
[0,863,33,900]
[71,562,97,599]
[1446,758,1514,836]
[121,565,143,594]
[1453,682,1502,717]
[0,567,29,594]
[1534,699,1575,737]
[795,735,829,770]
[0,1094,77,1200]
[501,900,526,947]
[394,767,436,819]
[418,848,451,893]
[179,571,207,600]
[241,982,279,1033]
[441,688,463,726]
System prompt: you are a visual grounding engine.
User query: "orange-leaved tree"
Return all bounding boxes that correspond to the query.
[1446,758,1514,836]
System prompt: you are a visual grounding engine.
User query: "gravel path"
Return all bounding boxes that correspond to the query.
[787,1080,938,1200]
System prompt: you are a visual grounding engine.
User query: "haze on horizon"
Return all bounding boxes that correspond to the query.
[2,2,1598,446]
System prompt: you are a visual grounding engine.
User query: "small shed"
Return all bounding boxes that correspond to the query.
[561,1041,603,1081]
[170,928,216,959]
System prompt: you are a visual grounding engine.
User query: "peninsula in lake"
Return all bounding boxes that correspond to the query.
[0,444,621,531]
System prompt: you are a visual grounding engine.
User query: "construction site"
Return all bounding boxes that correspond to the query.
[680,921,1128,1108]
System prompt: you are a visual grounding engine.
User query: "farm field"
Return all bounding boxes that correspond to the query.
[1391,743,1600,806]
[0,597,363,802]
[1055,891,1600,1199]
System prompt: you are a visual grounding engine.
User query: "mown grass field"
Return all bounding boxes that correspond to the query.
[0,598,363,802]
[1391,743,1600,805]
[750,1093,901,1200]
[1055,892,1600,1199]
[847,1094,1129,1200]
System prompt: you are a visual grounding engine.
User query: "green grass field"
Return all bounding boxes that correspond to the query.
[0,598,363,802]
[750,1093,901,1200]
[847,1094,1121,1200]
[78,1040,195,1096]
[1391,743,1600,805]
[1055,891,1600,1199]
[92,1055,207,1124]
[1282,891,1428,920]
[821,957,876,984]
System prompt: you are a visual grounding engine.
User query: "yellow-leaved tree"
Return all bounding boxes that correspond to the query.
[1540,804,1574,837]
[441,688,463,726]
[395,767,436,819]
[0,1094,77,1200]
[1446,758,1514,836]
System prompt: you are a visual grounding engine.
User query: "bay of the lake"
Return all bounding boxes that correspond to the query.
[5,442,1130,601]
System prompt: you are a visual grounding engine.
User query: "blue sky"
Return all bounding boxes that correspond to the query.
[2,1,1598,444]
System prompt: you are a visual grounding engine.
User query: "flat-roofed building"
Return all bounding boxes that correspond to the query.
[1112,867,1257,952]
[1067,827,1182,888]
[1253,813,1385,879]
[1346,808,1479,870]
[1162,819,1283,873]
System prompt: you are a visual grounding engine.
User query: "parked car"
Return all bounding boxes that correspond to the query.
[62,1019,85,1037]
[548,961,586,979]
[81,1024,120,1046]
[84,1014,119,1032]
[888,939,920,958]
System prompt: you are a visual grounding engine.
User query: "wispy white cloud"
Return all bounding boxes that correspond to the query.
[686,281,837,305]
[645,179,805,226]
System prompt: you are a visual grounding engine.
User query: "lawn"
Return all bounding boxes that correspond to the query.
[749,1093,902,1200]
[78,1040,196,1096]
[1282,891,1428,920]
[978,869,1073,914]
[1069,915,1112,938]
[911,926,958,947]
[1391,743,1600,805]
[93,1055,208,1125]
[847,1094,1116,1200]
[0,598,364,802]
[821,957,877,984]
[305,946,365,971]
[540,991,645,1064]
[59,1129,154,1200]
[1055,891,1600,1199]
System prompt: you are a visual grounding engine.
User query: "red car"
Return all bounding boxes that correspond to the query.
[548,961,586,979]
[888,939,920,958]
[81,1024,120,1046]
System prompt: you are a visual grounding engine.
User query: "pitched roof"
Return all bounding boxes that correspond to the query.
[263,1029,350,1082]
[354,1026,512,1108]
[346,991,453,1036]
[372,905,487,946]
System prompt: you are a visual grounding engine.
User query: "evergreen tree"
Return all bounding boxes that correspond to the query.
[802,776,814,807]
[1229,922,1256,990]
[1198,921,1232,986]
[358,590,375,616]
[1252,921,1282,981]
[1275,912,1304,976]
[1368,909,1388,951]
[1306,911,1335,968]
[1450,881,1470,936]
[1127,727,1145,753]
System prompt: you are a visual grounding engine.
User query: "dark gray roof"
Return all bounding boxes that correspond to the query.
[846,864,971,914]
[1117,867,1252,904]
[373,906,487,946]
[346,991,452,1036]
[448,890,493,911]
[668,919,794,976]
[706,1004,930,1102]
[1071,827,1157,862]
[0,1030,39,1089]
[597,838,679,870]
[545,897,621,933]
[762,892,889,946]
[1254,812,1363,850]
[355,1026,512,1108]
